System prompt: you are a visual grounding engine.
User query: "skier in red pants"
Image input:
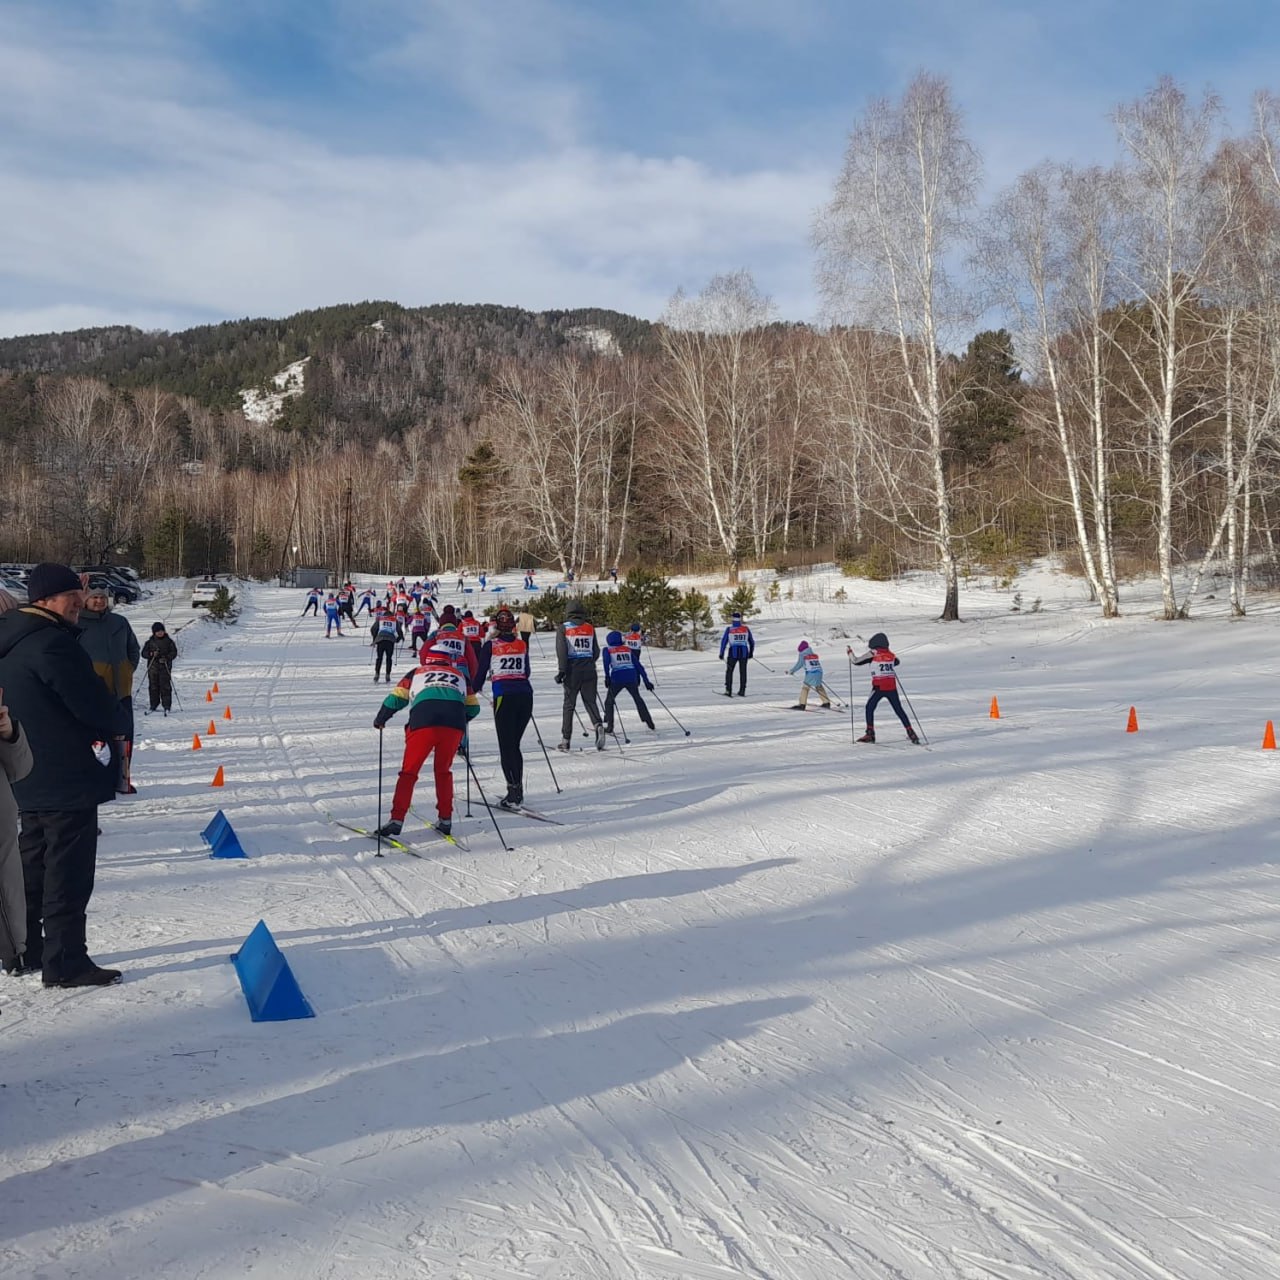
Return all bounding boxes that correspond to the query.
[373,644,479,838]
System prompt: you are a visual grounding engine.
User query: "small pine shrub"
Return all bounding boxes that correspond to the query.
[718,583,759,623]
[206,585,237,620]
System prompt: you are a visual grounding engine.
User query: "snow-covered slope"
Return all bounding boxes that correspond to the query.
[2,572,1278,1279]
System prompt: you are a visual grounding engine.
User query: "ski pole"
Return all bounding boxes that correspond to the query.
[574,705,591,738]
[464,731,472,816]
[464,752,513,851]
[649,689,691,736]
[529,712,563,792]
[375,729,385,857]
[751,654,774,674]
[848,654,856,745]
[614,705,630,745]
[895,674,929,746]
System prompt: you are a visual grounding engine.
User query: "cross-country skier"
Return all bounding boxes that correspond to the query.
[141,623,177,714]
[302,587,321,616]
[788,640,834,709]
[371,611,402,683]
[602,630,655,732]
[474,607,533,809]
[623,622,645,654]
[850,633,918,743]
[355,587,376,617]
[556,603,604,750]
[460,609,484,654]
[336,583,355,623]
[323,594,344,637]
[409,608,430,655]
[719,611,754,697]
[373,644,479,839]
[430,608,478,690]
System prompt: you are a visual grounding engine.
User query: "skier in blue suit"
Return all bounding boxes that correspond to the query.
[718,612,754,697]
[602,631,656,731]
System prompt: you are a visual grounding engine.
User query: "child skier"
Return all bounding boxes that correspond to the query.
[602,630,656,732]
[788,640,834,709]
[373,644,479,838]
[849,632,919,743]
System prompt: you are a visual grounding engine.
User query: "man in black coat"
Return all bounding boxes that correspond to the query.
[0,563,122,987]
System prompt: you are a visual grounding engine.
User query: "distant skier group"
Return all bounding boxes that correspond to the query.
[307,573,922,844]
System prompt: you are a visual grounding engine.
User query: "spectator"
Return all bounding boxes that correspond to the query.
[78,586,141,793]
[141,622,178,715]
[0,589,35,976]
[0,562,122,987]
[517,608,536,646]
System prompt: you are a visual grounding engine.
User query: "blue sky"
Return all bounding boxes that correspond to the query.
[2,0,1278,338]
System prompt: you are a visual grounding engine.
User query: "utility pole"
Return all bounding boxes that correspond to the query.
[340,478,354,584]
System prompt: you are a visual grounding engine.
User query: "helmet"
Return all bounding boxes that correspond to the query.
[606,630,623,646]
[797,640,809,651]
[629,621,640,632]
[494,608,515,629]
[868,632,889,649]
[731,612,742,621]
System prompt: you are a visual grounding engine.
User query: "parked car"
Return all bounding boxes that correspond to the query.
[191,580,222,608]
[0,575,27,602]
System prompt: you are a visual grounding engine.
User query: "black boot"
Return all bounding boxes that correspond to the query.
[857,728,876,743]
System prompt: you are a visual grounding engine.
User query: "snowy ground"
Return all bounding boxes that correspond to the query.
[3,566,1280,1279]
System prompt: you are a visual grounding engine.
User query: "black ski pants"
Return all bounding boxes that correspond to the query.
[148,662,173,711]
[560,662,601,741]
[19,807,100,982]
[374,640,397,679]
[494,688,533,798]
[303,600,318,615]
[604,682,654,729]
[865,687,912,730]
[724,653,748,694]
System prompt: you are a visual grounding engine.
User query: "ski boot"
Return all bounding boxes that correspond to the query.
[907,728,920,744]
[557,739,571,752]
[499,791,524,813]
[375,820,403,838]
[789,704,806,711]
[436,818,452,836]
[856,728,876,744]
[594,723,607,751]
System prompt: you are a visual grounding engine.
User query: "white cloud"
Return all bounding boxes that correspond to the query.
[0,5,827,336]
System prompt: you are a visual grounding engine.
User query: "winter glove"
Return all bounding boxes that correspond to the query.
[644,682,654,691]
[555,671,566,684]
[373,714,388,730]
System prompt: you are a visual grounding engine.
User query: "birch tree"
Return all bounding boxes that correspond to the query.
[815,72,979,619]
[1111,78,1229,618]
[652,271,776,584]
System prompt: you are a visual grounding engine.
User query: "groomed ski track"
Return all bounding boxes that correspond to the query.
[2,578,1279,1279]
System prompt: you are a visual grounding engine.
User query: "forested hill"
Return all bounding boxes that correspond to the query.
[0,301,658,439]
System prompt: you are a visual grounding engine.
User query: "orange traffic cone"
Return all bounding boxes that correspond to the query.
[208,720,218,736]
[1264,721,1276,750]
[223,706,232,721]
[212,681,219,693]
[210,766,225,787]
[205,689,213,703]
[989,696,1001,719]
[192,733,202,750]
[1126,706,1139,733]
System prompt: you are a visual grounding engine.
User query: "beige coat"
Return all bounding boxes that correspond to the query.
[0,722,33,961]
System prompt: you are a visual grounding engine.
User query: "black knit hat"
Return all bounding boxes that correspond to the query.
[152,622,166,633]
[26,562,83,603]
